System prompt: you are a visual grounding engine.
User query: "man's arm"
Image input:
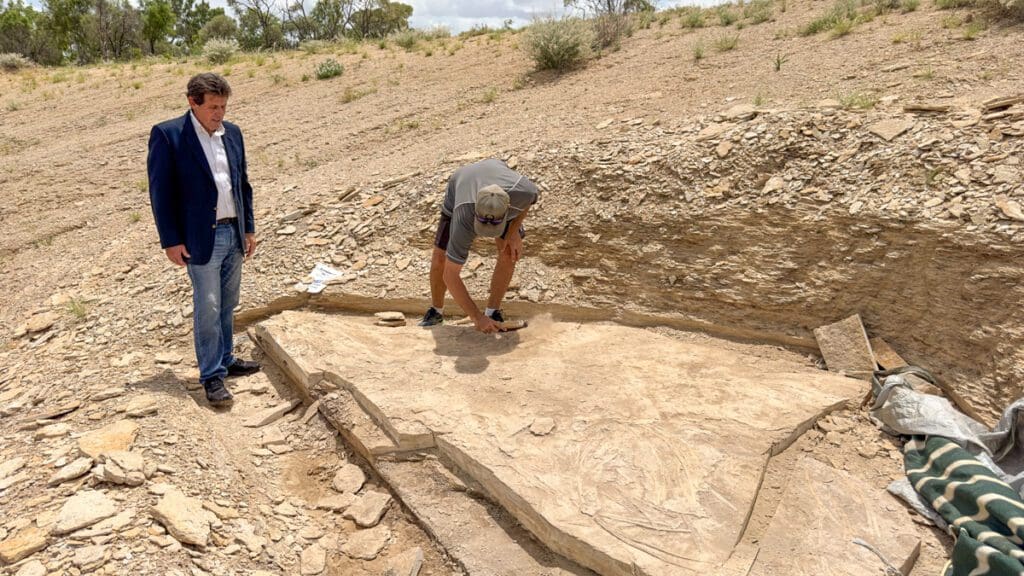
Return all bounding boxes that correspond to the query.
[502,206,529,262]
[236,128,257,258]
[443,260,501,334]
[147,126,189,266]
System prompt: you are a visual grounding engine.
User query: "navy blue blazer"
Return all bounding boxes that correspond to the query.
[147,111,255,266]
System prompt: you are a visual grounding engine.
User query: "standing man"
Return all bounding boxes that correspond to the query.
[147,72,260,406]
[419,158,539,333]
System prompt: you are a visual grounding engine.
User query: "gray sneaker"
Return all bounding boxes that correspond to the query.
[418,308,444,327]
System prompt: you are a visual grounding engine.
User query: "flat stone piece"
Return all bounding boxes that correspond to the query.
[374,311,405,321]
[150,489,212,546]
[124,395,158,417]
[0,457,26,480]
[315,493,355,512]
[14,559,47,576]
[341,525,391,560]
[258,311,863,576]
[48,457,94,486]
[813,314,877,379]
[54,491,118,535]
[748,457,921,576]
[300,543,327,575]
[23,312,59,334]
[78,420,139,459]
[243,399,301,427]
[995,196,1024,221]
[869,337,908,370]
[386,546,424,576]
[98,451,145,486]
[0,525,48,564]
[343,491,392,527]
[868,118,913,141]
[73,544,108,572]
[332,463,366,495]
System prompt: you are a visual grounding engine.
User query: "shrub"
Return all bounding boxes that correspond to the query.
[681,8,705,28]
[692,40,705,61]
[901,0,921,10]
[962,20,985,38]
[0,53,33,71]
[420,25,451,40]
[744,0,774,23]
[300,39,329,54]
[718,7,738,25]
[839,91,878,109]
[204,39,238,64]
[592,13,631,49]
[935,0,973,8]
[389,29,421,50]
[714,33,740,51]
[800,0,858,35]
[315,58,343,80]
[523,17,594,71]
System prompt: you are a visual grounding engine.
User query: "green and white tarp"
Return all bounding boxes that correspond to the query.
[871,367,1024,576]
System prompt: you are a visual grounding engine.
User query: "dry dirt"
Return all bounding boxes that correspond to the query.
[1,0,1022,574]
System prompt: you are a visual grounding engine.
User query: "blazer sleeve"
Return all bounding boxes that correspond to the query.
[237,128,256,235]
[147,125,184,249]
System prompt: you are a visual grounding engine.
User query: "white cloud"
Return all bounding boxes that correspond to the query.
[406,0,567,32]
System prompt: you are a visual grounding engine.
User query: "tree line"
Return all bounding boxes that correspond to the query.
[0,0,413,65]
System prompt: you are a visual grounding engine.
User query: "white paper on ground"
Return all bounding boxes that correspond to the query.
[307,263,342,294]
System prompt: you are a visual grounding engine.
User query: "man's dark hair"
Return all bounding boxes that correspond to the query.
[187,73,231,105]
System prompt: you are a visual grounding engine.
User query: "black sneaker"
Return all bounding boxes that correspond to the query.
[226,359,261,377]
[202,377,234,406]
[488,309,505,323]
[418,307,444,327]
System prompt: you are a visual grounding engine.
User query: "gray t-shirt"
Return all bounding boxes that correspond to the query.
[442,159,539,264]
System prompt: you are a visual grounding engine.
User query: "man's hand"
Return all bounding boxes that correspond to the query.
[245,233,257,259]
[503,232,523,262]
[165,244,190,266]
[474,315,501,334]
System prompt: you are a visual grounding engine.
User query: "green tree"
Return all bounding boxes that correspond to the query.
[44,0,92,61]
[350,0,411,38]
[170,0,223,48]
[231,0,284,49]
[0,1,61,64]
[197,12,237,44]
[84,0,143,61]
[309,0,353,39]
[141,0,174,53]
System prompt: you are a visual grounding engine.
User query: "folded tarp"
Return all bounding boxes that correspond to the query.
[870,367,1024,576]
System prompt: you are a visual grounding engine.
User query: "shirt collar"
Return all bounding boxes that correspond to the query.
[189,110,225,138]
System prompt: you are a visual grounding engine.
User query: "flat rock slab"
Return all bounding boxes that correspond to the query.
[258,312,863,576]
[813,314,877,379]
[869,337,908,370]
[151,489,214,546]
[748,456,921,576]
[0,526,48,564]
[331,463,366,494]
[343,491,391,527]
[78,420,139,459]
[868,119,914,141]
[243,399,301,427]
[386,546,424,576]
[54,491,118,535]
[342,525,391,560]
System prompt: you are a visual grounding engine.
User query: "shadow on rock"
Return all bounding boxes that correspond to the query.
[428,324,522,374]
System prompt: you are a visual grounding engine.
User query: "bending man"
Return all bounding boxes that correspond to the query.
[419,159,539,333]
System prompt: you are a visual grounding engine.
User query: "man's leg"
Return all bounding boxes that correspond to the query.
[187,230,229,383]
[218,227,244,371]
[429,247,447,309]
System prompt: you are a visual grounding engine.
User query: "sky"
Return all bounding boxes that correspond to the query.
[22,0,723,34]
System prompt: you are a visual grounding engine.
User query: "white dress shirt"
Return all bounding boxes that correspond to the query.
[189,111,236,220]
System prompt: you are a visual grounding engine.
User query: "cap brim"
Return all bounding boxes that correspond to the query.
[474,221,504,238]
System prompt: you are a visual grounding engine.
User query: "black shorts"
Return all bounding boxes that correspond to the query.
[433,213,526,251]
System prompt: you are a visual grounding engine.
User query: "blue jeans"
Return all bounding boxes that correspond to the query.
[187,223,243,382]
